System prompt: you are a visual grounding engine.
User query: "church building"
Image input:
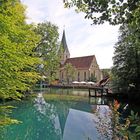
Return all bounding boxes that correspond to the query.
[58,30,102,83]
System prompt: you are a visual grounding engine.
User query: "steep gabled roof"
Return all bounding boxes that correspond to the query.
[63,55,95,69]
[61,30,69,53]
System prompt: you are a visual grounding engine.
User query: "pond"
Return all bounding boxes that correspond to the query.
[0,88,138,140]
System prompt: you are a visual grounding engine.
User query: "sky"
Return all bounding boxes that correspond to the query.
[21,0,120,69]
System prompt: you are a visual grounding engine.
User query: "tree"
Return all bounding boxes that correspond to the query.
[34,22,60,84]
[101,69,111,78]
[88,73,96,82]
[64,63,76,84]
[0,0,40,100]
[64,0,140,25]
[112,22,140,93]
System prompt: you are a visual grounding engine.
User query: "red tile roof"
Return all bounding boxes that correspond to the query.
[63,55,95,69]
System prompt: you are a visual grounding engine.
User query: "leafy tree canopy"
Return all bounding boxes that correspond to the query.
[112,22,140,92]
[64,0,140,25]
[34,22,60,84]
[0,0,40,99]
[64,63,76,84]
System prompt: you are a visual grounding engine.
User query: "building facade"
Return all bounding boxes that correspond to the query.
[58,30,102,83]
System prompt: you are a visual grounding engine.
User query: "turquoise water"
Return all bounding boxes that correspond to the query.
[0,89,131,140]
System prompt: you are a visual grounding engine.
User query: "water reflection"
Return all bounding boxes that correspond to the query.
[34,93,114,140]
[89,97,110,105]
[1,91,131,140]
[94,106,113,140]
[34,93,62,139]
[63,109,99,140]
[43,88,89,96]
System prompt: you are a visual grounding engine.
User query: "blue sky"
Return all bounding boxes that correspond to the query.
[21,0,119,69]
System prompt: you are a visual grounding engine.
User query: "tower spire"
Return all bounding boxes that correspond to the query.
[61,29,69,52]
[59,29,70,64]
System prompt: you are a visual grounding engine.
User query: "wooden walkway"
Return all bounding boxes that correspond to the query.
[37,84,113,97]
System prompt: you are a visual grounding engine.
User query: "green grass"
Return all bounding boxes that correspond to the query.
[43,94,89,102]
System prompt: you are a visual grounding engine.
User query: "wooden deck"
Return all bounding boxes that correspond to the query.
[38,84,113,97]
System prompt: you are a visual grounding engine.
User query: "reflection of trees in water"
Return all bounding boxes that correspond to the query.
[47,99,78,135]
[93,105,113,140]
[34,93,62,139]
[45,97,91,135]
[90,98,118,139]
[1,95,90,140]
[3,95,133,140]
[34,94,89,138]
[93,101,128,139]
[1,95,63,140]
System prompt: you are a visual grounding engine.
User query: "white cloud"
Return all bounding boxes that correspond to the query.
[21,0,119,68]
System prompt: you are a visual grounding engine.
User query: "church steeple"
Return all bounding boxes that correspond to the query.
[61,30,69,54]
[59,30,70,64]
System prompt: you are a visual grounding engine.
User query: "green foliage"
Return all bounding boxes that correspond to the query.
[0,0,40,99]
[64,0,140,25]
[109,102,140,140]
[101,69,111,78]
[88,73,96,82]
[34,22,60,84]
[112,21,140,92]
[0,105,21,126]
[119,111,140,140]
[64,63,76,84]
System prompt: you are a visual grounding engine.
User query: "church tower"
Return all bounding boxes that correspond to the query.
[59,30,70,64]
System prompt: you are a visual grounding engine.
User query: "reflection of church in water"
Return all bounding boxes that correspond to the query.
[34,93,112,140]
[58,30,102,83]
